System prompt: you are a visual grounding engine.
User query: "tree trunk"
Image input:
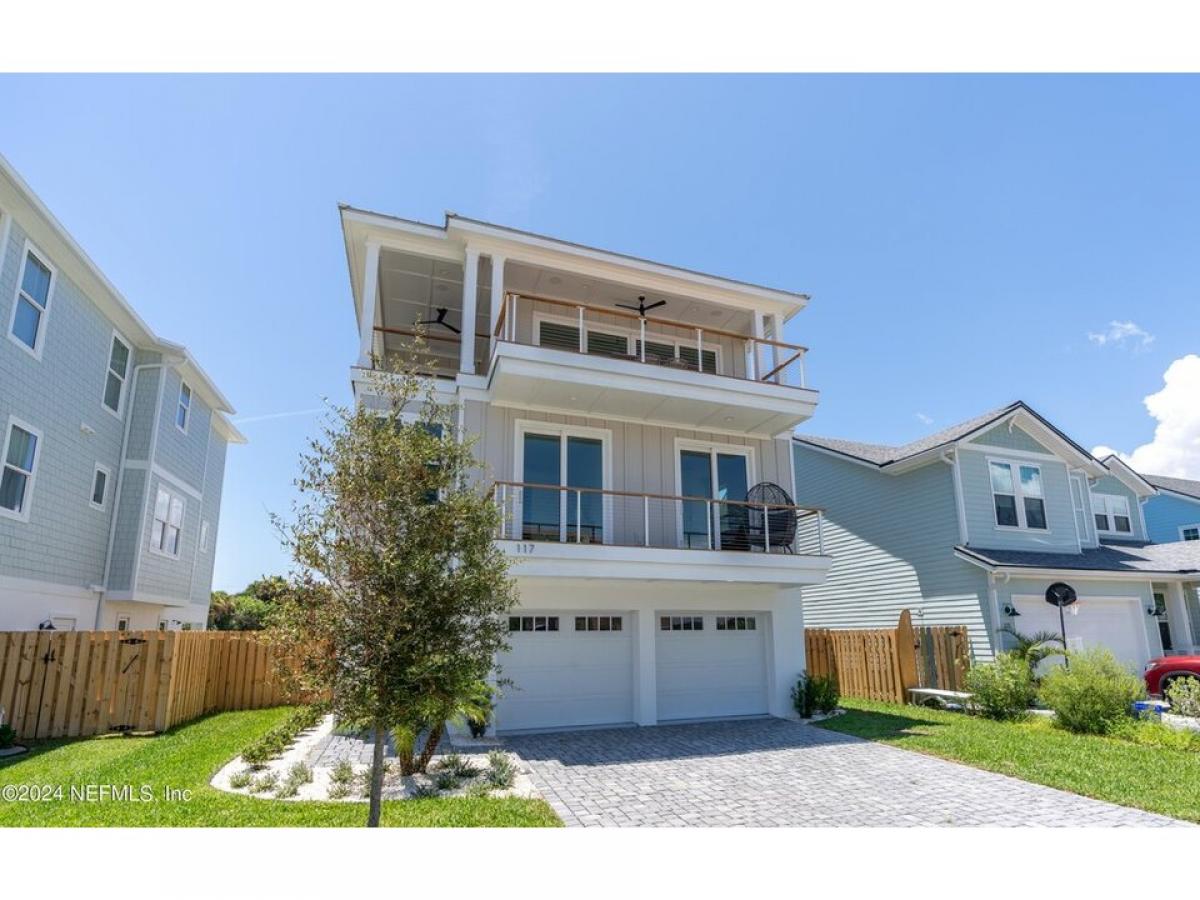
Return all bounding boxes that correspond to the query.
[366,719,386,827]
[414,720,445,773]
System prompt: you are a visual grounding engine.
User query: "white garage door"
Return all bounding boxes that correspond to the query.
[656,612,768,722]
[1012,595,1150,671]
[495,612,633,732]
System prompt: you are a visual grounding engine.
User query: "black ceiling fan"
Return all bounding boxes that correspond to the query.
[415,307,461,334]
[615,295,666,317]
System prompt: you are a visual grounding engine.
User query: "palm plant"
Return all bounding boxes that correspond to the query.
[999,625,1066,678]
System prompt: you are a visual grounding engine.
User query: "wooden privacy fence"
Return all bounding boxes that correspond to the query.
[0,630,301,741]
[806,610,971,704]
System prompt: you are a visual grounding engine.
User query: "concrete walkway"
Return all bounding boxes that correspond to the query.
[503,717,1187,827]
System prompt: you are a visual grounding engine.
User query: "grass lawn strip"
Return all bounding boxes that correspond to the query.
[817,698,1200,824]
[0,707,559,827]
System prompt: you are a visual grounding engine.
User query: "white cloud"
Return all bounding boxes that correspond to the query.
[1092,354,1200,479]
[1086,320,1155,351]
[915,412,934,425]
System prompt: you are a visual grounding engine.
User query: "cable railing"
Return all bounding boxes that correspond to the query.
[492,291,809,389]
[491,481,825,555]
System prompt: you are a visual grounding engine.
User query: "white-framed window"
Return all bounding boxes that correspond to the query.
[675,438,755,549]
[574,615,623,632]
[1093,493,1133,535]
[0,417,42,521]
[199,519,211,552]
[1181,525,1200,542]
[660,616,704,631]
[513,419,612,544]
[150,485,185,557]
[508,615,559,633]
[176,382,192,433]
[716,615,757,631]
[102,331,132,416]
[7,241,55,359]
[89,463,112,511]
[116,616,130,632]
[988,458,1047,530]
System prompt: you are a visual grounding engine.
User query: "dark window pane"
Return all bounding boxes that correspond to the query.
[548,617,559,631]
[575,617,586,631]
[612,617,622,631]
[716,617,726,630]
[523,433,561,540]
[567,436,603,543]
[6,426,37,470]
[1114,515,1131,533]
[12,297,40,348]
[747,618,756,630]
[636,340,675,364]
[92,470,107,505]
[104,373,123,411]
[1094,513,1108,531]
[994,493,1018,527]
[21,254,51,305]
[660,617,670,630]
[534,616,547,631]
[110,337,130,377]
[586,330,628,357]
[0,469,27,512]
[599,617,610,631]
[509,617,521,632]
[539,321,580,352]
[1024,497,1047,530]
[521,617,533,632]
[694,617,704,630]
[680,450,713,548]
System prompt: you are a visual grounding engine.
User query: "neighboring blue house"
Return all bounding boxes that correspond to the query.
[793,401,1200,666]
[0,154,245,632]
[1142,474,1200,545]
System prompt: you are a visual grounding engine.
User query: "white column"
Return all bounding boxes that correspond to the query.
[634,610,657,725]
[488,253,506,360]
[1167,581,1195,652]
[750,310,766,380]
[459,246,480,374]
[769,593,806,718]
[357,241,381,367]
[768,313,782,382]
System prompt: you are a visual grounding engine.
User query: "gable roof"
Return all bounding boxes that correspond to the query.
[1144,473,1200,503]
[1096,454,1158,497]
[795,401,1103,474]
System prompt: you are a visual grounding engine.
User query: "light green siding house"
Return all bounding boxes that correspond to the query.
[794,402,1200,666]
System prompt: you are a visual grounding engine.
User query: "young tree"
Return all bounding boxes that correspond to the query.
[272,356,515,827]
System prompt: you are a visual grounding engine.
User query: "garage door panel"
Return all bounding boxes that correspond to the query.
[1011,595,1148,672]
[656,613,768,721]
[496,614,633,732]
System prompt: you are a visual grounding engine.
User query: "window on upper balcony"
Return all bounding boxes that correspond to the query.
[989,459,1047,530]
[1093,493,1133,535]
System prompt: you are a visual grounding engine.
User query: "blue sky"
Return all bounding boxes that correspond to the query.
[1,75,1197,591]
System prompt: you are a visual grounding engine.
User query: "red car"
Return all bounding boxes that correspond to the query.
[1144,655,1200,697]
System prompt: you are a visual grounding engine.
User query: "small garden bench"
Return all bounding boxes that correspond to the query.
[908,687,974,709]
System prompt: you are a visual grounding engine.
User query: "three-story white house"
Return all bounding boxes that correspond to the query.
[341,206,832,732]
[0,155,244,632]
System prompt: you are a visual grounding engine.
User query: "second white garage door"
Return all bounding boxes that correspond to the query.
[1011,595,1151,671]
[495,612,634,733]
[656,612,768,722]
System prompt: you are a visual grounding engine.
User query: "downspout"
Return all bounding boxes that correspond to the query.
[95,358,181,629]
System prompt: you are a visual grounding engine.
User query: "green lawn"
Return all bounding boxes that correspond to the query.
[0,707,560,827]
[817,698,1200,823]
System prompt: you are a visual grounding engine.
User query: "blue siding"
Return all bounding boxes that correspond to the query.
[793,443,995,660]
[1144,492,1200,544]
[970,422,1053,455]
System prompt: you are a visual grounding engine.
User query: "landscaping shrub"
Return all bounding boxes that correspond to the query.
[1166,677,1200,718]
[0,723,16,750]
[1038,648,1145,735]
[792,673,841,718]
[240,704,324,766]
[1111,716,1200,752]
[434,753,480,779]
[249,771,279,794]
[485,750,515,789]
[229,769,254,789]
[434,770,461,792]
[327,760,356,800]
[964,652,1035,720]
[274,762,313,799]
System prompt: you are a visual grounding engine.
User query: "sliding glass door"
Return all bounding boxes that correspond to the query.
[522,431,605,542]
[679,448,750,549]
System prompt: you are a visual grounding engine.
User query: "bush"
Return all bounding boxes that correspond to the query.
[1111,716,1200,752]
[964,652,1035,720]
[1166,677,1200,718]
[434,753,480,779]
[0,723,16,750]
[240,704,324,766]
[1038,647,1146,735]
[485,750,515,789]
[792,673,840,718]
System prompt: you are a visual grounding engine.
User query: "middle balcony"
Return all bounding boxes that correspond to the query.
[492,481,832,586]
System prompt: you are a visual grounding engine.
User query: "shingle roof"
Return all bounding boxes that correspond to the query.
[956,541,1200,576]
[1144,473,1200,502]
[795,402,1025,467]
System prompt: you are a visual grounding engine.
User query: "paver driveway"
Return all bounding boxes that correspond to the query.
[503,717,1185,827]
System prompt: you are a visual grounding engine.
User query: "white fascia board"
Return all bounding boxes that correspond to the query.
[498,541,833,586]
[1099,455,1158,498]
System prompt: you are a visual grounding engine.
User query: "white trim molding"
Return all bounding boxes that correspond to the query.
[0,415,43,523]
[89,462,113,511]
[6,237,56,361]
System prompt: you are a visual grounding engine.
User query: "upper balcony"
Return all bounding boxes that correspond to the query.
[345,208,819,436]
